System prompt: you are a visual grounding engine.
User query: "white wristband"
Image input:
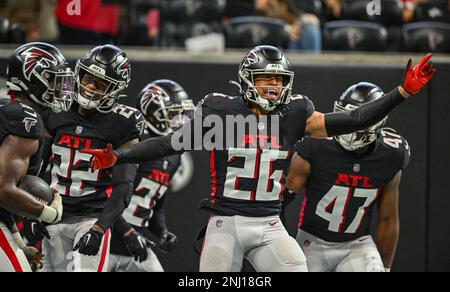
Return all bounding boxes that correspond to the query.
[12,232,26,249]
[38,205,58,224]
[385,268,391,273]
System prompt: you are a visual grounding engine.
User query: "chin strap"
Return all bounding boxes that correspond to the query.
[229,80,243,95]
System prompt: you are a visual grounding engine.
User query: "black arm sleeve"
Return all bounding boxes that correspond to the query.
[114,133,181,164]
[147,195,169,238]
[95,163,138,231]
[114,105,210,165]
[325,88,405,137]
[113,216,134,236]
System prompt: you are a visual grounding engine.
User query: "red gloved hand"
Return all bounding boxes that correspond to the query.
[402,53,436,95]
[80,144,118,171]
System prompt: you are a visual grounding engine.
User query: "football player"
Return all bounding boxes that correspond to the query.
[82,46,435,272]
[39,45,144,272]
[0,42,75,272]
[283,82,410,272]
[109,80,194,272]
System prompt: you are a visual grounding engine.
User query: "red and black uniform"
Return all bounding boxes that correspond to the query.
[110,138,181,257]
[42,104,144,222]
[197,93,315,217]
[296,128,410,242]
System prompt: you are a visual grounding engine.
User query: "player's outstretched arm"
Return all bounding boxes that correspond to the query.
[82,133,180,171]
[375,170,402,272]
[306,54,436,138]
[0,135,62,224]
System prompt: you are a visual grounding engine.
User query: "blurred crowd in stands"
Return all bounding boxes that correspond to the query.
[0,0,449,53]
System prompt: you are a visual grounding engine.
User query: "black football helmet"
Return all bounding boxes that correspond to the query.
[7,42,75,112]
[234,45,294,112]
[137,80,194,136]
[334,82,388,151]
[75,45,131,113]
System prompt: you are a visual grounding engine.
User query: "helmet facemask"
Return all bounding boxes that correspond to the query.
[141,90,195,136]
[41,68,76,112]
[75,61,126,113]
[239,66,294,112]
[334,102,388,151]
[7,66,76,113]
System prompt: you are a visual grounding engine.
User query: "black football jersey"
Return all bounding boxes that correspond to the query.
[198,93,315,217]
[297,128,410,242]
[0,100,44,228]
[42,104,144,219]
[110,136,181,257]
[123,135,182,228]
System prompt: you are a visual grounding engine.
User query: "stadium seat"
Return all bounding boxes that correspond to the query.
[0,17,10,43]
[324,20,388,51]
[8,23,26,44]
[0,17,25,44]
[225,16,289,49]
[403,22,450,53]
[346,0,378,22]
[414,0,450,23]
[343,0,403,26]
[159,0,225,48]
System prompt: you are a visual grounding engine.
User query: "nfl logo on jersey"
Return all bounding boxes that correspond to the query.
[76,126,83,135]
[353,163,361,173]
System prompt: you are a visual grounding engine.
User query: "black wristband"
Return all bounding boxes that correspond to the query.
[325,88,404,137]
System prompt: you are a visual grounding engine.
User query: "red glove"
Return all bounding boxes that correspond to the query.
[402,53,436,95]
[80,144,118,171]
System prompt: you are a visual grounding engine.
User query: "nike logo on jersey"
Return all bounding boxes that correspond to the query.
[24,110,37,118]
[269,221,279,227]
[85,234,92,244]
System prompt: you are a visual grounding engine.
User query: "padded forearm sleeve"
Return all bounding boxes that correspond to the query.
[325,88,405,137]
[96,163,138,231]
[114,134,182,164]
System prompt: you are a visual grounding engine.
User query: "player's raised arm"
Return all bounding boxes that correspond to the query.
[306,54,436,138]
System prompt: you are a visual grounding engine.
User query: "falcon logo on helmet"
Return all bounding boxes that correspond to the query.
[117,58,131,84]
[241,51,259,68]
[21,47,58,81]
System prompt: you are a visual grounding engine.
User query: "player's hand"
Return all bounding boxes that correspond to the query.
[124,230,155,263]
[73,228,104,256]
[402,53,436,96]
[80,144,118,172]
[39,191,63,224]
[23,219,50,242]
[22,246,44,271]
[158,231,178,253]
[48,191,63,224]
